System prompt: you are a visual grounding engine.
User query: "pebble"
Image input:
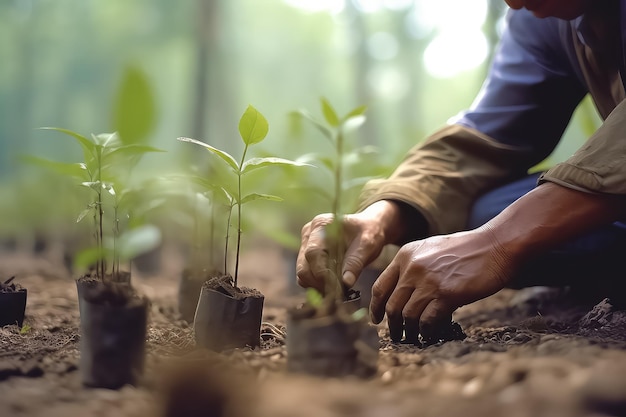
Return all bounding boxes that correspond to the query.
[381,370,393,384]
[461,377,483,398]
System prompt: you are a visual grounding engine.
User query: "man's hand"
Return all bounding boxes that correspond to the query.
[369,227,514,343]
[296,200,423,293]
[370,182,626,343]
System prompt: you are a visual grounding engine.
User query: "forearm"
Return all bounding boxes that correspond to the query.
[481,182,626,267]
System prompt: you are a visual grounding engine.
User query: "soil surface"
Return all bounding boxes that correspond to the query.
[1,240,626,417]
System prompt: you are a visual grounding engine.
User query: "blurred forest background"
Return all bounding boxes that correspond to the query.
[0,0,601,256]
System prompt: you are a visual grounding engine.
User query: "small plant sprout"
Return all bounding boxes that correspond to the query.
[178,105,311,288]
[296,98,368,305]
[32,128,164,281]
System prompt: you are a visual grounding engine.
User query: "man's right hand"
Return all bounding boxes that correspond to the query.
[296,200,421,293]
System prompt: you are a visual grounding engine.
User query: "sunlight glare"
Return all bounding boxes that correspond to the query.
[367,65,410,101]
[423,31,489,78]
[283,0,346,14]
[383,0,414,11]
[352,0,384,14]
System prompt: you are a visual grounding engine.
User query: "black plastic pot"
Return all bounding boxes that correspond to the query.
[286,308,379,378]
[178,269,216,323]
[76,273,130,318]
[194,277,265,352]
[0,289,27,327]
[77,279,148,389]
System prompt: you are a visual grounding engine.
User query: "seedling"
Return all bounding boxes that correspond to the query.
[178,105,310,288]
[286,99,379,378]
[295,98,368,306]
[32,128,163,282]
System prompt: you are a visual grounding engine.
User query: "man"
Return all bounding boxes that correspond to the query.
[296,0,626,344]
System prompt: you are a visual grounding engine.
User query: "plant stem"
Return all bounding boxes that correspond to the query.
[329,129,345,302]
[209,201,215,271]
[234,144,249,288]
[96,150,105,281]
[113,204,119,280]
[224,204,233,278]
[192,190,200,275]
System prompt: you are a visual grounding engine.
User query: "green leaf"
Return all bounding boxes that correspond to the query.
[320,97,340,127]
[112,65,157,145]
[177,137,239,173]
[240,193,282,205]
[238,105,269,146]
[76,206,94,223]
[185,175,235,204]
[342,115,366,133]
[344,105,367,120]
[20,324,31,334]
[39,127,95,161]
[306,288,324,307]
[20,155,88,179]
[73,246,109,271]
[106,144,165,160]
[351,308,368,321]
[92,132,120,148]
[80,181,101,191]
[296,110,333,141]
[241,157,313,175]
[117,225,162,262]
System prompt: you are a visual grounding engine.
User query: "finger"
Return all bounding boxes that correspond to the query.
[384,285,415,343]
[341,232,382,289]
[369,261,401,325]
[296,223,321,291]
[419,299,454,345]
[304,240,331,283]
[298,219,332,293]
[402,292,432,344]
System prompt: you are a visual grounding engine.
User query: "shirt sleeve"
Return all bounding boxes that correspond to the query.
[538,98,626,194]
[358,9,587,236]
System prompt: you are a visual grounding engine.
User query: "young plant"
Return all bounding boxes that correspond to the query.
[295,98,368,305]
[178,105,310,287]
[31,128,163,281]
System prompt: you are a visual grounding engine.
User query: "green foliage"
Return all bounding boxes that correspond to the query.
[19,324,31,334]
[294,98,370,302]
[177,105,311,287]
[112,65,157,145]
[305,287,324,308]
[34,128,164,281]
[351,308,367,322]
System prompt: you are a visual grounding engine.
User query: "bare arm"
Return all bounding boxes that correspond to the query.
[369,182,626,342]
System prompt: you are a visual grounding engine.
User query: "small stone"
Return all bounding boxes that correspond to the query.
[462,377,483,398]
[381,370,393,384]
[270,354,282,361]
[579,298,613,329]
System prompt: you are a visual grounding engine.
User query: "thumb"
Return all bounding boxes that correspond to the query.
[341,251,366,288]
[341,229,384,288]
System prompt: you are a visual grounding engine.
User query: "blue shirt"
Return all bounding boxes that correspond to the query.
[453,5,625,168]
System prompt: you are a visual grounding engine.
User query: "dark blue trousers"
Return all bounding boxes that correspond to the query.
[467,173,626,294]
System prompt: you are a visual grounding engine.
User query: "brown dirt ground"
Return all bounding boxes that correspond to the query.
[1,240,626,417]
